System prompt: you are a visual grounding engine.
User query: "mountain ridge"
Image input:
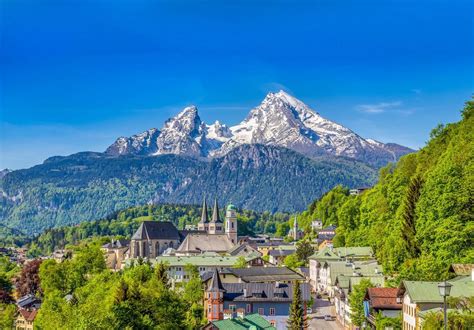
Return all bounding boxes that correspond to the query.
[106,91,413,167]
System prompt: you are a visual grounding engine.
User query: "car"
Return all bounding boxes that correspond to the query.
[306,307,312,314]
[324,315,333,321]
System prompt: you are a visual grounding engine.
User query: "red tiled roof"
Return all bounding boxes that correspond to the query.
[367,288,401,310]
[19,309,38,322]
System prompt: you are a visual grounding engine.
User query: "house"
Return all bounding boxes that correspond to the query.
[203,313,276,330]
[228,243,262,258]
[349,188,369,196]
[397,273,474,330]
[268,249,294,265]
[102,239,129,270]
[318,225,337,239]
[15,309,38,330]
[176,233,235,255]
[318,260,382,297]
[364,287,402,328]
[333,275,385,328]
[151,254,262,284]
[202,266,306,285]
[308,246,376,292]
[204,269,311,330]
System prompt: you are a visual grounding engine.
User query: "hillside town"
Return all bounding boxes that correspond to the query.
[1,198,473,330]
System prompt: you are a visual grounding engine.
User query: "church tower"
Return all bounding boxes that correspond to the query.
[293,215,298,241]
[225,204,238,244]
[205,269,225,321]
[208,198,224,234]
[197,198,209,232]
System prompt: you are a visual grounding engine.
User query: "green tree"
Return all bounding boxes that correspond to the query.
[233,256,248,269]
[287,281,308,329]
[295,240,314,265]
[284,254,302,269]
[349,279,373,327]
[0,303,16,329]
[400,175,423,258]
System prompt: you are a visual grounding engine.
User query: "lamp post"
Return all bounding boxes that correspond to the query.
[438,281,453,330]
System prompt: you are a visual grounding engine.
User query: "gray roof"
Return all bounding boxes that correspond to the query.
[131,221,180,240]
[268,249,294,257]
[17,294,41,309]
[228,267,305,282]
[177,233,234,253]
[228,243,261,257]
[222,282,311,302]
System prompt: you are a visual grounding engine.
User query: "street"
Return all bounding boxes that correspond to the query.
[308,298,344,330]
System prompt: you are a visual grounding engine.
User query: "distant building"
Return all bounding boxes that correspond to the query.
[288,216,304,241]
[309,246,375,292]
[102,239,129,270]
[127,199,238,259]
[349,187,370,196]
[202,267,305,285]
[268,249,295,266]
[15,309,38,330]
[316,224,337,242]
[204,269,311,330]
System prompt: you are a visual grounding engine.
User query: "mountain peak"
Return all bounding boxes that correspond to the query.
[104,91,413,166]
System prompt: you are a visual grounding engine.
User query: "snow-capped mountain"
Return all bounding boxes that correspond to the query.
[105,91,413,166]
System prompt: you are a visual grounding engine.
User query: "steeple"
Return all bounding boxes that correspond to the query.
[208,268,225,292]
[200,198,209,223]
[211,198,222,223]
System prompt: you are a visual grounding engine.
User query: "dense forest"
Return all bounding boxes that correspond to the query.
[297,99,474,281]
[2,203,290,256]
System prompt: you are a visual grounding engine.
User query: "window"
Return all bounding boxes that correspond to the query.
[258,308,264,315]
[246,304,251,313]
[229,304,236,312]
[269,307,275,316]
[270,321,276,327]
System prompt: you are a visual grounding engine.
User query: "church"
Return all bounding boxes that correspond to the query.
[128,198,238,259]
[177,199,238,255]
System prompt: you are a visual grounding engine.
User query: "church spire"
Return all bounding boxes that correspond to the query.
[200,198,209,223]
[211,198,222,223]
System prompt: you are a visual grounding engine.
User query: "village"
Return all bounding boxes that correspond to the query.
[2,199,473,330]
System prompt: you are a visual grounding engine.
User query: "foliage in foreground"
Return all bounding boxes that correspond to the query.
[35,245,205,329]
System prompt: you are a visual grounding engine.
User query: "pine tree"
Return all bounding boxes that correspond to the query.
[401,175,423,258]
[287,281,308,329]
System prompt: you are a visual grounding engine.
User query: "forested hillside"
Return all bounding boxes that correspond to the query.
[0,145,376,234]
[298,100,474,281]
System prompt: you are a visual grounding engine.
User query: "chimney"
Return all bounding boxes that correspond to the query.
[243,288,247,297]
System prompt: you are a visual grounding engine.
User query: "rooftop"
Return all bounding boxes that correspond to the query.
[400,276,474,303]
[365,287,402,310]
[177,233,234,253]
[153,254,256,267]
[227,266,305,282]
[131,221,181,240]
[210,313,276,330]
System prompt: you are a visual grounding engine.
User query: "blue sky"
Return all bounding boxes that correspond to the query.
[1,0,473,169]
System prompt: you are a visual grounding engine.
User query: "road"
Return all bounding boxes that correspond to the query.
[308,298,344,330]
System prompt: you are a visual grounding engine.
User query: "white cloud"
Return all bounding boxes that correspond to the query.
[356,101,402,114]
